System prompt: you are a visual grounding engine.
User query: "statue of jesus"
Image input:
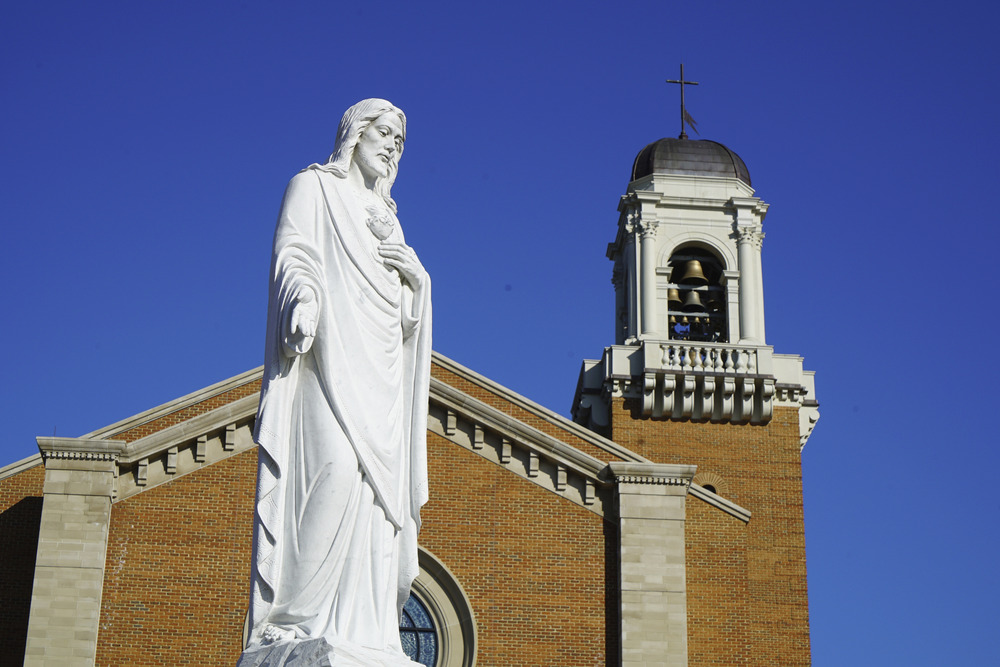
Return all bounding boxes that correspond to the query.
[240,98,431,667]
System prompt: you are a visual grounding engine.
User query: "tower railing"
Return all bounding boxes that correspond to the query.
[648,341,762,375]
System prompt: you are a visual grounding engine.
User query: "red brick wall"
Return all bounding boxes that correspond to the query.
[611,399,811,666]
[686,496,751,665]
[93,426,610,666]
[0,464,44,666]
[96,449,256,666]
[421,432,610,667]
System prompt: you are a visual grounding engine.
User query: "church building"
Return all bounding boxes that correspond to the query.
[0,129,819,666]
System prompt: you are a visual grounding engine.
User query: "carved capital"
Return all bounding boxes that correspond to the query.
[637,217,658,239]
[736,225,764,249]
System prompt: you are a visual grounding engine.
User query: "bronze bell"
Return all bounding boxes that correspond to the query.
[667,288,682,310]
[682,290,705,313]
[678,259,709,286]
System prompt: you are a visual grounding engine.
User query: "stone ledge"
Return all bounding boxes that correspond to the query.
[36,438,126,463]
[689,483,752,523]
[83,366,264,440]
[432,350,643,463]
[0,452,43,481]
[606,462,696,488]
[428,383,610,516]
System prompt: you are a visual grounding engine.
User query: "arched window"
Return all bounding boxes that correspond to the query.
[666,247,727,343]
[402,547,477,667]
[401,593,438,666]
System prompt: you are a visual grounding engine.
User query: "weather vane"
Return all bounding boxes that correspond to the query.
[666,63,699,139]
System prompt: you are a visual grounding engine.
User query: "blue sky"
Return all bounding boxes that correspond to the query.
[3,1,999,663]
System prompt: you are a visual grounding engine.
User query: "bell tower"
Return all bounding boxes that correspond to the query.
[614,138,765,347]
[572,118,820,664]
[576,137,818,435]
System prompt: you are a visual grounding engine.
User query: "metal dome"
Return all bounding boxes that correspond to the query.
[631,138,751,186]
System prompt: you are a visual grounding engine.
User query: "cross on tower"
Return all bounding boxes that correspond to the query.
[666,64,699,139]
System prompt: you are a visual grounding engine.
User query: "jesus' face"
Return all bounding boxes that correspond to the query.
[353,112,404,185]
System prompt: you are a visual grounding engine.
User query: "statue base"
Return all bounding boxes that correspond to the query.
[237,638,419,667]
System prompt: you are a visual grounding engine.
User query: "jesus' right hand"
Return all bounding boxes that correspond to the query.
[284,287,318,356]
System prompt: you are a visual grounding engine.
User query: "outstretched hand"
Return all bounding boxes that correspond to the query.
[378,242,427,290]
[284,287,318,355]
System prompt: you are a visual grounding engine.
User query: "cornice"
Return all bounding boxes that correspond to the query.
[577,341,777,425]
[0,453,43,481]
[100,355,646,510]
[14,353,758,527]
[431,351,644,464]
[630,172,756,194]
[429,378,613,516]
[431,378,612,477]
[606,462,696,487]
[728,196,769,217]
[84,366,264,440]
[36,437,126,461]
[119,394,259,464]
[15,350,773,526]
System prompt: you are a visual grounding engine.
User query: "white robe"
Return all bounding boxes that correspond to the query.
[248,167,431,655]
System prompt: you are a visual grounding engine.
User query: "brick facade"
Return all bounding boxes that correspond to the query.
[0,358,813,665]
[422,432,609,667]
[0,464,44,666]
[87,427,609,667]
[612,398,811,665]
[96,448,256,666]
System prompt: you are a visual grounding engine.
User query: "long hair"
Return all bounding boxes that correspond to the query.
[316,98,407,213]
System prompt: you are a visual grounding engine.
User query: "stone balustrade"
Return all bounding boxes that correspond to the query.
[574,340,781,429]
[645,341,762,375]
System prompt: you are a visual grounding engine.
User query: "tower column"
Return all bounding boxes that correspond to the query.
[638,218,659,337]
[753,229,766,343]
[737,225,764,343]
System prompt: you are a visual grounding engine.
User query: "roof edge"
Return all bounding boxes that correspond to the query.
[83,366,265,440]
[0,453,43,482]
[431,351,647,464]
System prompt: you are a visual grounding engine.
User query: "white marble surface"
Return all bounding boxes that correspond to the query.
[237,638,420,667]
[243,99,430,665]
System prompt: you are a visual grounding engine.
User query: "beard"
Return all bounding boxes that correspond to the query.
[355,147,391,183]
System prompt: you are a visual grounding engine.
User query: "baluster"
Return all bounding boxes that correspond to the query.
[681,346,692,372]
[713,347,724,372]
[724,347,735,372]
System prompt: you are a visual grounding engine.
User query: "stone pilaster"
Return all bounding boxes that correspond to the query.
[608,462,696,667]
[23,437,125,667]
[736,224,765,344]
[637,217,659,336]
